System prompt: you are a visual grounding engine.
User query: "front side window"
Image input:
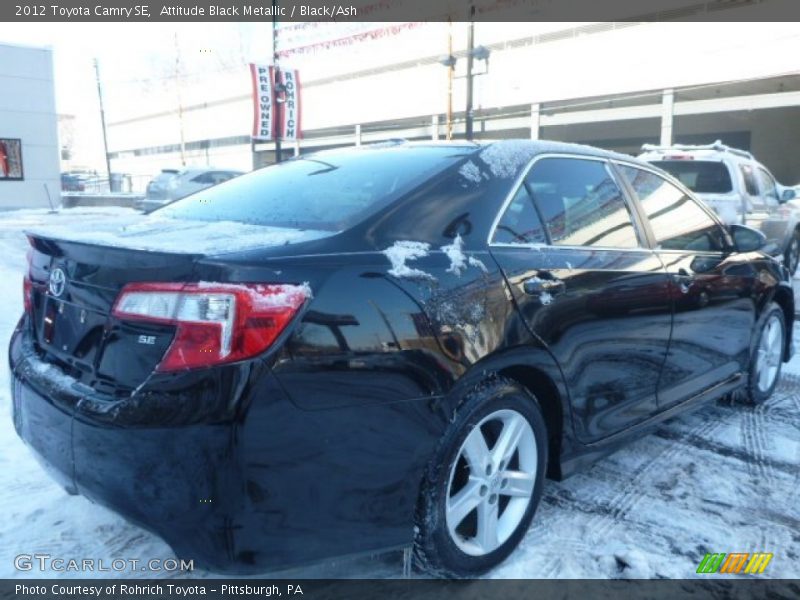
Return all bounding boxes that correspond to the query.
[619,165,726,252]
[524,157,640,248]
[756,167,778,200]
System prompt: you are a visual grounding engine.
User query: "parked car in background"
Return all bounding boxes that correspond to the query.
[60,173,85,192]
[139,167,244,211]
[137,168,181,211]
[11,141,794,577]
[639,142,799,274]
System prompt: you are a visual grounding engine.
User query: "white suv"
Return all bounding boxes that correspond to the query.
[640,141,799,274]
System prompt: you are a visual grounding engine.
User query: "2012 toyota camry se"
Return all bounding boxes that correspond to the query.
[10,140,793,577]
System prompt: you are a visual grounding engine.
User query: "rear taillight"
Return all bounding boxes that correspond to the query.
[23,247,33,314]
[112,282,310,372]
[22,276,32,314]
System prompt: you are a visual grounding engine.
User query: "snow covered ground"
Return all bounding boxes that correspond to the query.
[0,208,798,579]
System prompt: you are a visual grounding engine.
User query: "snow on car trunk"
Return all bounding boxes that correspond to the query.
[27,213,333,255]
[23,211,329,392]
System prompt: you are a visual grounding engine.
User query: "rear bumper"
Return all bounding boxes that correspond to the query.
[9,320,429,573]
[9,325,246,572]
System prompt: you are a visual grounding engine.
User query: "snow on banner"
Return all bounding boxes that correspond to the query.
[250,63,275,141]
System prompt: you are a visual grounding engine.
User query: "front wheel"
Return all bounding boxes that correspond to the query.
[744,303,786,405]
[414,379,547,578]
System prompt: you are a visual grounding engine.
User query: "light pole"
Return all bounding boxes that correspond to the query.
[93,59,112,185]
[438,19,490,141]
[272,0,284,164]
[465,17,475,140]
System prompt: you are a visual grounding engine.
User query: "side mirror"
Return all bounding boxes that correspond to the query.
[781,188,796,203]
[730,223,767,253]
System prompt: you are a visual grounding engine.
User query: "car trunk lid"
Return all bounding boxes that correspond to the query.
[27,235,202,394]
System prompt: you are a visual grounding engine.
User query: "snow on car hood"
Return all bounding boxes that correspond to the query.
[26,214,334,255]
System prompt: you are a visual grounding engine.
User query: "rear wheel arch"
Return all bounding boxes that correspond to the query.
[496,365,564,480]
[769,284,794,360]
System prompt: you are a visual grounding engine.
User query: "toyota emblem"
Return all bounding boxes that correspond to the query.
[49,267,66,297]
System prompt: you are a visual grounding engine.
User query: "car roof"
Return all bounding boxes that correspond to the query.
[307,139,652,174]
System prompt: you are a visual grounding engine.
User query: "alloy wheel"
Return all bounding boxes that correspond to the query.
[445,409,537,556]
[756,314,783,393]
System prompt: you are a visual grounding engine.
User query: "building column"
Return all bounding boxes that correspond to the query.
[293,140,300,157]
[355,124,362,146]
[431,115,440,140]
[660,88,675,146]
[530,103,540,140]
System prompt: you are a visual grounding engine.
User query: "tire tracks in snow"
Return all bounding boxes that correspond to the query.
[740,400,774,488]
[580,415,724,549]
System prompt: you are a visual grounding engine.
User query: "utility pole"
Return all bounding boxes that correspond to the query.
[272,0,282,164]
[174,32,187,166]
[465,7,475,141]
[93,59,112,186]
[446,20,454,140]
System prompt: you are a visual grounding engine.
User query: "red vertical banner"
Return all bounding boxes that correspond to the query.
[250,63,275,141]
[277,69,302,141]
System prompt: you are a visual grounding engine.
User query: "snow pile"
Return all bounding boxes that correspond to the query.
[22,351,82,391]
[479,140,539,179]
[440,234,489,276]
[196,281,313,309]
[27,213,332,256]
[382,241,434,280]
[525,276,553,305]
[458,160,483,184]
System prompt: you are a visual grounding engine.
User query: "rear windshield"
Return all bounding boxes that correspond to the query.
[650,160,733,194]
[156,146,469,231]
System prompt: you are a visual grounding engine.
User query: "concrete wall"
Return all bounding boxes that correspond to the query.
[0,43,60,209]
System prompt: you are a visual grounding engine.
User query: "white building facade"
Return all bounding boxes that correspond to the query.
[105,21,800,187]
[0,42,60,209]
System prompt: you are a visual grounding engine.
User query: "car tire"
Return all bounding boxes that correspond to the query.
[743,302,786,405]
[783,231,800,277]
[413,378,547,578]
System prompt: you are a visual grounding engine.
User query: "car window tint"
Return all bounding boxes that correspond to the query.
[740,164,759,196]
[158,147,467,230]
[619,165,726,252]
[650,160,733,194]
[526,157,639,248]
[492,185,547,245]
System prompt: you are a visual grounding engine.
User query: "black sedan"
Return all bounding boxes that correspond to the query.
[9,140,793,577]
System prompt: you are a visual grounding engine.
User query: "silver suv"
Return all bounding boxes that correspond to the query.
[640,142,799,274]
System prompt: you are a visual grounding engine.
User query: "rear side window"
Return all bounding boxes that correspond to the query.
[158,147,466,230]
[492,185,547,245]
[619,166,727,252]
[650,160,733,194]
[527,157,639,248]
[740,164,759,196]
[191,172,215,184]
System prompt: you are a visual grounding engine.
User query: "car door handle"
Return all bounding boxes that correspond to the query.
[675,268,694,293]
[523,275,565,297]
